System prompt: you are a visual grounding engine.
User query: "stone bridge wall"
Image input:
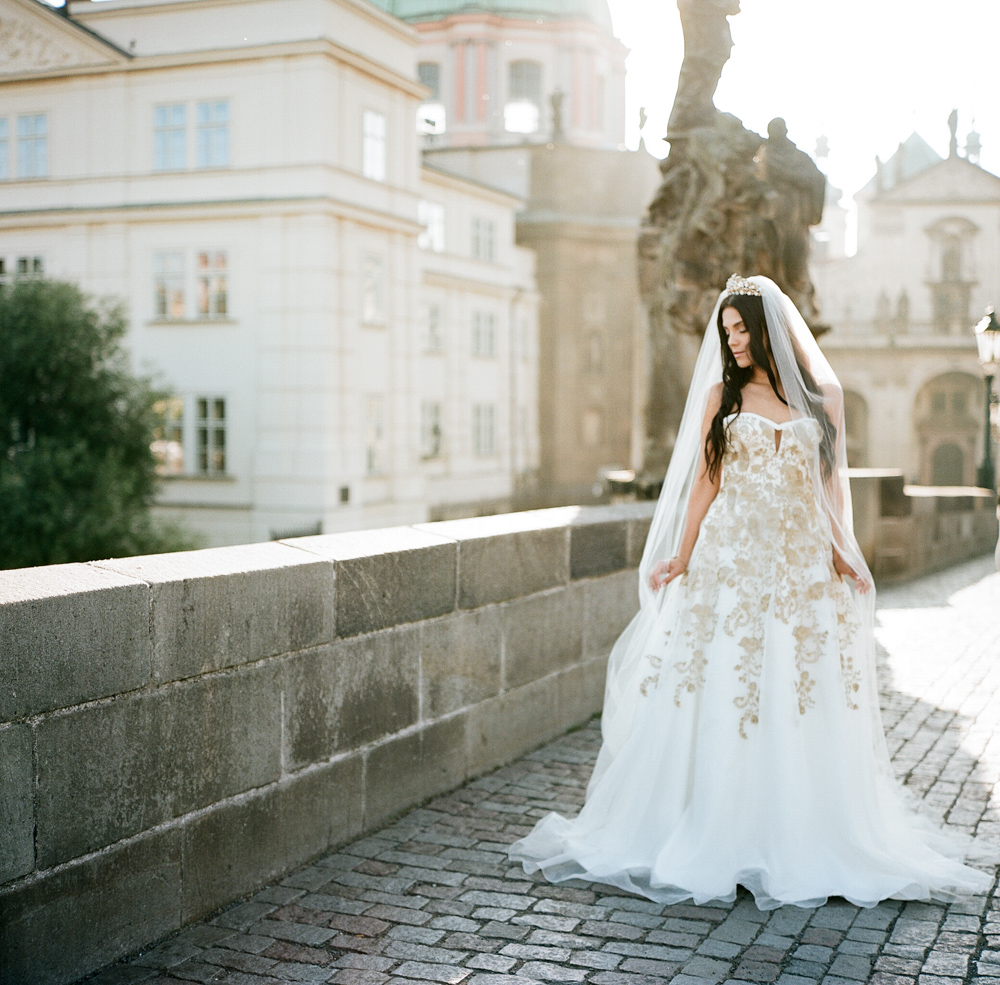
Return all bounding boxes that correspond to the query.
[0,504,653,985]
[848,471,998,580]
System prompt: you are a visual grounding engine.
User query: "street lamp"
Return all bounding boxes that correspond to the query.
[973,306,1000,490]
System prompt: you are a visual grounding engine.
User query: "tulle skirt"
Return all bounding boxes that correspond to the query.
[508,562,992,909]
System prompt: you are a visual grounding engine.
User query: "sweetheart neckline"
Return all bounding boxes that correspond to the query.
[724,411,815,430]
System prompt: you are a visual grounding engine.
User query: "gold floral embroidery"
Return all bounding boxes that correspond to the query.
[640,675,659,696]
[667,413,862,735]
[734,630,766,738]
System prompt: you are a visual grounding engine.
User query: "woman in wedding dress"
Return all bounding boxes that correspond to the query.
[508,274,991,909]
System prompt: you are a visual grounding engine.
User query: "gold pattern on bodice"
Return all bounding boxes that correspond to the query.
[645,412,861,737]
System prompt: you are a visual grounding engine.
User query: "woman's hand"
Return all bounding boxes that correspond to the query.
[833,549,872,594]
[648,557,687,592]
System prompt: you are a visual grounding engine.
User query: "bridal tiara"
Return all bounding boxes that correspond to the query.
[725,274,762,297]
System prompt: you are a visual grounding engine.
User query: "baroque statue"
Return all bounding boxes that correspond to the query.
[637,0,828,478]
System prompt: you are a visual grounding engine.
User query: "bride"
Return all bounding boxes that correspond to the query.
[508,274,990,909]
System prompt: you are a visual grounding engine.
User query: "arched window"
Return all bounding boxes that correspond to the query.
[505,61,542,134]
[417,62,445,135]
[582,407,603,447]
[584,331,603,374]
[931,443,964,486]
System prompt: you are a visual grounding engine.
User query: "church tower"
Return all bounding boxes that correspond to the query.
[372,0,628,149]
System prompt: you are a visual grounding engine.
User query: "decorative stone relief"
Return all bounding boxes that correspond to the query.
[0,11,108,74]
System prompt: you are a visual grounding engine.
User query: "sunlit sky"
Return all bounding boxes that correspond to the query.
[611,0,1000,250]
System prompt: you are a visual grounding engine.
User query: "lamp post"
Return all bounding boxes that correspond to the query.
[973,306,1000,490]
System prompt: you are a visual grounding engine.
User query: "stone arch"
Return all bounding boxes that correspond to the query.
[913,371,982,485]
[842,390,869,468]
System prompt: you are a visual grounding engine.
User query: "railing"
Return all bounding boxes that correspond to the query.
[0,503,653,985]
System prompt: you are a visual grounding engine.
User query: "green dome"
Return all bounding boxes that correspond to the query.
[370,0,613,32]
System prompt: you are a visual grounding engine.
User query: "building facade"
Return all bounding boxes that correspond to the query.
[0,0,539,544]
[812,126,997,487]
[372,0,660,503]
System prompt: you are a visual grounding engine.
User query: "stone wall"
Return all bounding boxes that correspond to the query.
[848,470,998,580]
[0,504,653,985]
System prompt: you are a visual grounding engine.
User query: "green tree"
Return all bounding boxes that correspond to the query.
[0,279,197,569]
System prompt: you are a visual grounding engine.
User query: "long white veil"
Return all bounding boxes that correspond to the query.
[595,275,884,788]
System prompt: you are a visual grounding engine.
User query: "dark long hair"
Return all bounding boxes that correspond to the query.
[704,293,836,482]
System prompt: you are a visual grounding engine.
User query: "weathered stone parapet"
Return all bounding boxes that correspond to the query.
[848,470,998,580]
[0,502,653,985]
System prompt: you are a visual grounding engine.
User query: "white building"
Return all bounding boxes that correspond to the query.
[0,0,539,544]
[812,125,996,486]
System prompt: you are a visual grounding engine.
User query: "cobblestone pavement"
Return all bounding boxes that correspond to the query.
[84,556,1000,985]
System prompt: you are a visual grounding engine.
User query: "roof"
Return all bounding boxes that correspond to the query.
[366,0,613,31]
[859,132,942,197]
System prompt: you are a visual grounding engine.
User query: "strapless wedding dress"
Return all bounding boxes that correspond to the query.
[509,412,991,909]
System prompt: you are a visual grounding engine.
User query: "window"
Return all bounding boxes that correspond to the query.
[196,251,228,318]
[361,255,385,325]
[471,218,495,261]
[15,256,44,279]
[584,331,603,373]
[472,403,496,457]
[154,252,185,319]
[362,110,386,182]
[424,303,444,352]
[421,401,442,458]
[0,119,8,181]
[16,114,47,179]
[582,407,603,447]
[418,201,445,252]
[418,62,441,101]
[417,63,446,135]
[154,104,186,171]
[505,60,541,134]
[196,101,229,168]
[196,397,226,475]
[365,395,385,474]
[151,398,185,475]
[471,311,495,357]
[931,443,964,486]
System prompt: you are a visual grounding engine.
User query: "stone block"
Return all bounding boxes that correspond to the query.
[182,754,364,923]
[556,659,607,732]
[416,509,572,609]
[0,563,149,720]
[420,609,502,718]
[0,827,182,985]
[36,664,282,868]
[284,527,456,637]
[97,542,335,683]
[364,716,468,829]
[502,586,583,690]
[0,724,34,884]
[582,570,640,659]
[569,508,629,580]
[466,677,560,775]
[283,626,420,771]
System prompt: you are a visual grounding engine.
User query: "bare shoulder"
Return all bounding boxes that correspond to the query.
[705,382,724,418]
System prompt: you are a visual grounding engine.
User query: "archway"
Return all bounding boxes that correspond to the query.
[913,372,981,485]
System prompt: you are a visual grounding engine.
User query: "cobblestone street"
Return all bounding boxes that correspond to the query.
[83,556,1000,985]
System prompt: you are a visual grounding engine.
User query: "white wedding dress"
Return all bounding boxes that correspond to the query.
[509,410,991,909]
